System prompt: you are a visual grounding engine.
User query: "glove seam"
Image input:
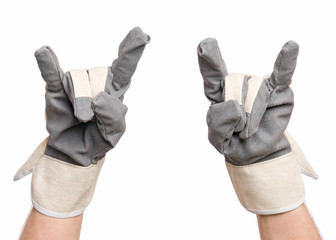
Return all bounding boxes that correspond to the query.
[246,196,305,215]
[221,118,240,155]
[43,154,102,169]
[226,152,294,168]
[32,199,86,218]
[247,79,271,137]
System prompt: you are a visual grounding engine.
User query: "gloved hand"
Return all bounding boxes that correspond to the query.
[197,38,317,215]
[14,27,150,218]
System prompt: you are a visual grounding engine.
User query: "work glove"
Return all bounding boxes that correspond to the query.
[197,39,317,215]
[14,27,150,218]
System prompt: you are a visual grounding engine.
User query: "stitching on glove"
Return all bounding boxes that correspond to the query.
[247,78,271,137]
[92,94,108,140]
[43,155,100,169]
[94,145,113,161]
[226,152,294,169]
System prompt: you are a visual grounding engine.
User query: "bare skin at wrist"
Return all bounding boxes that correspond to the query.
[257,204,321,240]
[20,207,83,240]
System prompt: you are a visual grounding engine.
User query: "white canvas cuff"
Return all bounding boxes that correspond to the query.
[226,152,305,215]
[32,199,86,218]
[31,155,105,218]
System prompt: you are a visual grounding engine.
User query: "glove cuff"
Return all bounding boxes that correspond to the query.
[14,139,105,218]
[31,155,105,218]
[226,152,305,215]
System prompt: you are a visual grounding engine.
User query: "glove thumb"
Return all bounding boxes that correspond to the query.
[92,92,128,148]
[207,100,243,154]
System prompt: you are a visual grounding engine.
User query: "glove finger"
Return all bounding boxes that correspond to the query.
[270,41,299,88]
[92,92,128,147]
[240,41,298,139]
[35,47,79,132]
[239,77,270,139]
[222,73,248,132]
[62,71,94,122]
[35,46,64,91]
[109,27,150,100]
[207,100,243,154]
[198,38,228,104]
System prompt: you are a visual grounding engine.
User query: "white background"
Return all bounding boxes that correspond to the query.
[1,0,335,239]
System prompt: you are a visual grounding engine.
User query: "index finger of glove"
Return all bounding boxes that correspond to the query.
[35,46,64,91]
[198,38,228,104]
[109,27,150,100]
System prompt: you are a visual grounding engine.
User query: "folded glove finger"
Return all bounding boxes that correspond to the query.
[245,41,298,137]
[237,41,298,139]
[62,70,94,122]
[92,92,128,148]
[109,27,150,100]
[35,46,64,91]
[207,100,243,154]
[222,73,249,133]
[270,41,299,88]
[238,76,270,139]
[198,38,228,104]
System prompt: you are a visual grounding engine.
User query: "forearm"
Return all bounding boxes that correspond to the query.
[20,207,83,240]
[257,204,321,240]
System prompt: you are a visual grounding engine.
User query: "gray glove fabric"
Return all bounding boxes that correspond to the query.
[14,27,150,218]
[198,39,317,214]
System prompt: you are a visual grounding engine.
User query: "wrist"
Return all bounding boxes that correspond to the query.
[257,204,321,240]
